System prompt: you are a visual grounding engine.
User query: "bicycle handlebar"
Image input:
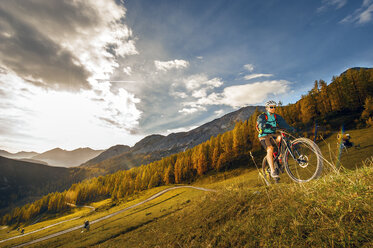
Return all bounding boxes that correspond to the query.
[262,128,298,138]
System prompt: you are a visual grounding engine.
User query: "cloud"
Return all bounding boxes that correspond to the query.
[179,107,202,114]
[243,64,255,72]
[165,125,198,135]
[0,8,90,91]
[0,0,146,151]
[244,73,273,80]
[0,0,137,90]
[183,74,223,91]
[154,59,189,71]
[180,80,291,111]
[123,66,132,76]
[340,0,373,24]
[219,80,290,107]
[214,109,225,116]
[0,70,143,152]
[317,0,347,12]
[172,74,224,115]
[170,91,188,99]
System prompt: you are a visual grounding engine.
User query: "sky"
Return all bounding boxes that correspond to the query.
[0,0,372,153]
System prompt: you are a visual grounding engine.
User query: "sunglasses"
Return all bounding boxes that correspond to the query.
[269,106,276,109]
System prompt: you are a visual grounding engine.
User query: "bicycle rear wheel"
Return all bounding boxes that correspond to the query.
[262,157,280,185]
[284,138,323,183]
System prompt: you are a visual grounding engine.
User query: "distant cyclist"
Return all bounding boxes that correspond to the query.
[342,134,353,148]
[257,100,295,178]
[82,220,90,232]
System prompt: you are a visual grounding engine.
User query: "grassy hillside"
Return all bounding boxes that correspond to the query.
[1,128,372,248]
[0,156,101,213]
[90,160,372,248]
[2,161,371,247]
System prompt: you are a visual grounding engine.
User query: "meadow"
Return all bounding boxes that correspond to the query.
[1,127,372,247]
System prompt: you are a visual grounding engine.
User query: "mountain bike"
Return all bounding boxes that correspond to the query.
[262,129,323,184]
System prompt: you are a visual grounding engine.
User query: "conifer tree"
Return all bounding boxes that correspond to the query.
[197,144,208,176]
[163,164,175,184]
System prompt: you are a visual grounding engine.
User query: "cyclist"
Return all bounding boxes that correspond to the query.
[342,134,353,148]
[257,100,295,178]
[82,220,90,232]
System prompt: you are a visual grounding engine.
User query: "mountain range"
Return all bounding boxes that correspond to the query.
[31,147,104,167]
[82,105,264,172]
[0,148,104,167]
[2,106,263,170]
[0,150,39,159]
[0,105,263,210]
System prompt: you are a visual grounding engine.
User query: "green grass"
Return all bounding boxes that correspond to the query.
[1,127,372,248]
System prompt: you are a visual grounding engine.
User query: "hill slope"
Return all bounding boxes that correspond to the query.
[82,145,131,167]
[2,160,371,248]
[0,156,91,212]
[98,164,372,248]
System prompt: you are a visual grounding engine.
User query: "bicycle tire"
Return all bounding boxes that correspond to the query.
[284,137,323,183]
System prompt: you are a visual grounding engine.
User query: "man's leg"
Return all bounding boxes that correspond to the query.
[260,135,279,178]
[266,146,279,177]
[276,135,283,161]
[266,145,276,174]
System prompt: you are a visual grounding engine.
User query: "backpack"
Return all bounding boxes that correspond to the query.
[256,112,277,134]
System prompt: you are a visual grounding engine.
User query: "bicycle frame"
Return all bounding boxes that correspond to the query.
[270,130,302,167]
[262,129,323,184]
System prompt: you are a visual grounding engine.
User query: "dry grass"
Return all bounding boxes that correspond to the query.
[88,158,373,248]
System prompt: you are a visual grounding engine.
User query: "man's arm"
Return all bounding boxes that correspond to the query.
[257,114,267,131]
[277,115,295,132]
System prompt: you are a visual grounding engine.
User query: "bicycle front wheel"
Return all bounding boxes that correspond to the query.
[284,138,323,183]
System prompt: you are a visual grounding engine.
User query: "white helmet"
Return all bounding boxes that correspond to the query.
[265,100,277,107]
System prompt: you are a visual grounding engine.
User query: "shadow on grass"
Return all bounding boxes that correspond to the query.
[120,191,185,219]
[91,208,183,247]
[85,191,187,247]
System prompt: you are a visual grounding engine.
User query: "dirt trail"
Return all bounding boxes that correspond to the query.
[3,186,215,248]
[0,205,95,245]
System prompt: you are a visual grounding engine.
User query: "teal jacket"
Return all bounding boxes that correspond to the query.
[257,111,295,138]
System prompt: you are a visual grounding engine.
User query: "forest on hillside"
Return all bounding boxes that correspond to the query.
[2,68,373,225]
[278,68,373,130]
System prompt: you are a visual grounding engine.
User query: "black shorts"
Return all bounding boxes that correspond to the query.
[259,134,279,150]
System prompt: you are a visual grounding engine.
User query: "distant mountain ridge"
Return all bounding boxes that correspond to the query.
[84,106,264,171]
[32,147,104,167]
[131,105,264,154]
[2,106,262,170]
[82,145,130,166]
[0,150,39,159]
[0,148,105,168]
